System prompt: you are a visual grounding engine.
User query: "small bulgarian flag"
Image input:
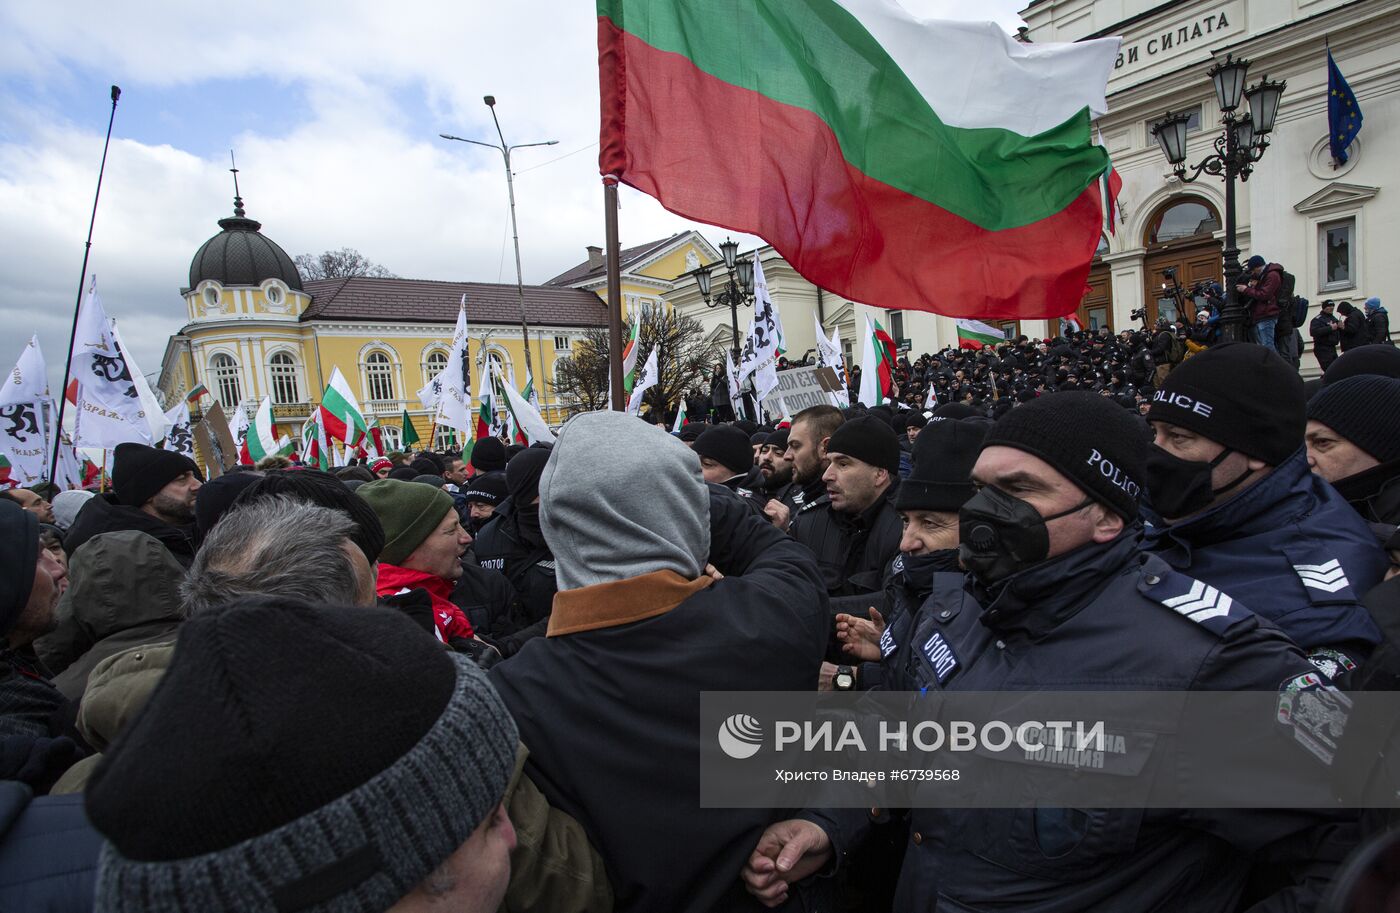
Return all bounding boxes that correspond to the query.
[956,319,1005,350]
[318,368,368,446]
[0,454,13,488]
[857,315,896,407]
[671,399,687,433]
[474,358,496,442]
[240,396,294,465]
[1097,128,1122,236]
[621,320,641,393]
[185,383,209,404]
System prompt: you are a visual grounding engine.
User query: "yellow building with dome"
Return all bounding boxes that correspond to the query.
[156,191,717,452]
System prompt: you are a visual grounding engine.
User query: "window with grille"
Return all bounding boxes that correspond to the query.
[269,352,299,404]
[212,354,241,409]
[365,352,395,401]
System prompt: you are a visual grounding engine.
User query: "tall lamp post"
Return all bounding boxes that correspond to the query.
[1149,54,1285,343]
[692,239,756,417]
[440,96,557,388]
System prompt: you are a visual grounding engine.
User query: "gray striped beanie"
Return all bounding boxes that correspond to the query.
[85,598,518,912]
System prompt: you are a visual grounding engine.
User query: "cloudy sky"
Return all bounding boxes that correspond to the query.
[0,0,1026,390]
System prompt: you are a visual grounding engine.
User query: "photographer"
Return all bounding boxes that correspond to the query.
[1235,254,1283,353]
[1148,318,1177,387]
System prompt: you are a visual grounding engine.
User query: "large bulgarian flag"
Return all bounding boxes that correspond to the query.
[597,1,1119,319]
[956,319,1005,350]
[319,367,368,446]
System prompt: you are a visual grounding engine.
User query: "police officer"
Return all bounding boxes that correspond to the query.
[470,446,556,634]
[744,392,1353,911]
[1143,343,1387,676]
[835,417,989,693]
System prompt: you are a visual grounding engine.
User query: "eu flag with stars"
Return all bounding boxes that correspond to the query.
[1328,48,1363,165]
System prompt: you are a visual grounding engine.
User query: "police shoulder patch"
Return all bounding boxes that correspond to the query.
[1141,563,1246,637]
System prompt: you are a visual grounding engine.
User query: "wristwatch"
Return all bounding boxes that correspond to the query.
[833,665,856,692]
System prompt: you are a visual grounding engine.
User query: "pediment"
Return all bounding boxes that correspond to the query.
[1294,182,1379,215]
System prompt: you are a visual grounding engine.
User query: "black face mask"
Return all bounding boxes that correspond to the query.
[514,503,544,548]
[959,487,1091,586]
[896,549,962,594]
[1143,445,1252,520]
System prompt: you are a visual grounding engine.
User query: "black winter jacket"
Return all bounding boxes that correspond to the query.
[62,494,196,568]
[471,503,557,630]
[490,489,827,913]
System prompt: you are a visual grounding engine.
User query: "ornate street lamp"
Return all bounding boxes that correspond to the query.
[689,238,756,415]
[1150,55,1286,343]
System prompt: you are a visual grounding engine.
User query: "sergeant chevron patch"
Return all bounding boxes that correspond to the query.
[1160,579,1234,623]
[1293,559,1350,593]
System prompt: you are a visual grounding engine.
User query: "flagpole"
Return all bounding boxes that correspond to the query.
[50,85,121,484]
[603,176,625,410]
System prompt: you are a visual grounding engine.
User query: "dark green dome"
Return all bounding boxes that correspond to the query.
[188,199,302,291]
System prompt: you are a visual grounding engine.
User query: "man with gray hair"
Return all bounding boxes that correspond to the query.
[489,410,829,913]
[183,497,377,615]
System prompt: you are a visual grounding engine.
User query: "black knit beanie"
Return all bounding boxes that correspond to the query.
[984,391,1146,520]
[470,437,507,473]
[387,466,419,481]
[733,420,758,436]
[764,428,790,450]
[749,432,768,447]
[678,422,709,443]
[1307,376,1400,463]
[1146,342,1304,465]
[693,425,754,474]
[930,402,984,421]
[1323,344,1400,385]
[0,501,38,636]
[111,442,201,509]
[234,469,386,564]
[825,415,902,475]
[896,418,988,512]
[86,597,518,913]
[462,471,507,505]
[194,471,265,544]
[506,446,552,504]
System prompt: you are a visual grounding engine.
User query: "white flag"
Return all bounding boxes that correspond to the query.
[627,347,659,415]
[737,257,780,402]
[724,349,746,421]
[438,300,473,435]
[814,318,849,408]
[162,401,195,458]
[858,315,882,408]
[111,320,167,443]
[494,364,556,444]
[0,399,48,486]
[0,336,48,407]
[230,403,250,450]
[69,279,156,448]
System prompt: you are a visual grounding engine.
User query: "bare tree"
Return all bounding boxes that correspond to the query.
[551,327,611,414]
[294,248,398,281]
[550,311,718,418]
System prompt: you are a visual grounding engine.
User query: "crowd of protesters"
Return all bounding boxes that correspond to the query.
[5,300,1400,910]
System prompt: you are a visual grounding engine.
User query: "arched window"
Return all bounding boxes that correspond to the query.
[423,349,448,385]
[269,352,299,404]
[365,351,395,402]
[1094,235,1110,258]
[1143,198,1220,246]
[211,353,241,409]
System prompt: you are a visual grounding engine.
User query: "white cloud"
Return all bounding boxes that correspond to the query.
[0,0,1028,393]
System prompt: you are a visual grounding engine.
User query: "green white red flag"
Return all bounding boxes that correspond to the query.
[240,396,294,465]
[857,315,896,406]
[597,0,1118,319]
[318,367,368,446]
[956,318,1005,350]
